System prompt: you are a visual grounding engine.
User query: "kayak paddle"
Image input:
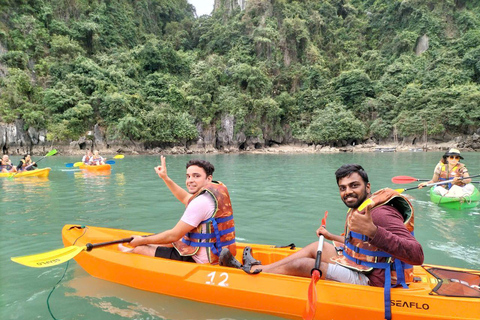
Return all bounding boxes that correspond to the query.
[393,174,480,193]
[391,176,429,184]
[67,156,118,167]
[303,211,328,320]
[65,161,84,168]
[392,174,480,184]
[80,160,114,165]
[11,237,133,268]
[7,149,57,180]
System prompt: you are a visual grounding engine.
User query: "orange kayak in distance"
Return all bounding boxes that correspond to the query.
[62,225,480,320]
[78,164,111,171]
[0,167,51,178]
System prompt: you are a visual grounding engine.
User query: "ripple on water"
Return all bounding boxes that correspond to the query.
[428,240,480,265]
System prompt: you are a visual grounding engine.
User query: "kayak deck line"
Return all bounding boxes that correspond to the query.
[62,224,480,320]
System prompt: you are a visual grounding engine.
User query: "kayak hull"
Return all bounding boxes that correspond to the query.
[78,164,111,171]
[429,186,480,210]
[62,225,480,320]
[0,167,51,178]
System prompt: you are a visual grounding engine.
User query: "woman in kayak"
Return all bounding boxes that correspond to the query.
[81,149,93,164]
[16,154,37,171]
[1,154,17,173]
[418,148,473,196]
[89,150,105,165]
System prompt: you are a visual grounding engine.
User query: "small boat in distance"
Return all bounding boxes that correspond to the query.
[374,147,396,152]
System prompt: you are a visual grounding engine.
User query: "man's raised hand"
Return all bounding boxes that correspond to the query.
[155,155,168,180]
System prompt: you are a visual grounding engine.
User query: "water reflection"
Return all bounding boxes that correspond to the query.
[1,178,52,217]
[64,267,282,320]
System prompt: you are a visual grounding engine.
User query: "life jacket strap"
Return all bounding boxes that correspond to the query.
[186,226,235,240]
[343,249,408,320]
[181,237,235,256]
[439,177,453,189]
[344,240,391,258]
[182,215,235,256]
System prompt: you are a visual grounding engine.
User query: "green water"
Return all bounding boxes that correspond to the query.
[1,152,479,320]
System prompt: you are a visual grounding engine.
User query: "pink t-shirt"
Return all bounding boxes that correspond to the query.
[180,193,215,263]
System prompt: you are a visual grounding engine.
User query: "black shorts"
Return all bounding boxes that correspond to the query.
[154,246,195,262]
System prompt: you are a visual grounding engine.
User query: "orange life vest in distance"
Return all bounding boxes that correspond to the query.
[334,188,415,285]
[173,181,236,264]
[439,162,467,188]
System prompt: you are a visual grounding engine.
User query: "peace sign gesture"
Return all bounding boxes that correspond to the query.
[154,156,168,180]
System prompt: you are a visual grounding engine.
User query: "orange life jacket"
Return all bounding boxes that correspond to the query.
[439,162,466,188]
[335,188,414,283]
[333,188,415,320]
[173,181,236,264]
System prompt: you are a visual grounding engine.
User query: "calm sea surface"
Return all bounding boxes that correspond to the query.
[1,152,479,319]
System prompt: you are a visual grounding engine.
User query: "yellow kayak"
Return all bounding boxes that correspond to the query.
[0,168,51,178]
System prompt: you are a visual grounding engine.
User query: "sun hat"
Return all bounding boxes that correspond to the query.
[443,148,464,159]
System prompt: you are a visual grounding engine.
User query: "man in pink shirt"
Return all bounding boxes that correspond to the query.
[121,156,236,264]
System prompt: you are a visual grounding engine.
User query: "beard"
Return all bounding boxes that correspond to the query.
[342,189,368,208]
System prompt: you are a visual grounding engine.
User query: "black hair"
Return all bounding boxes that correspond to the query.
[335,164,369,185]
[186,159,215,177]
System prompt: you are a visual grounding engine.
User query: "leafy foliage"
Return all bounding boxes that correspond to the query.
[1,0,480,147]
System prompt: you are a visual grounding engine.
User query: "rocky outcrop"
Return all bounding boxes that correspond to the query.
[3,117,480,156]
[458,133,480,150]
[415,34,429,55]
[214,0,247,14]
[0,120,48,155]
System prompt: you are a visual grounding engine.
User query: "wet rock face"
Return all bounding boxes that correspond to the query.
[459,133,480,150]
[0,120,47,155]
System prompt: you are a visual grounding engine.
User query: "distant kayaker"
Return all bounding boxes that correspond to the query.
[1,154,17,173]
[418,148,473,196]
[221,164,424,288]
[82,149,93,164]
[119,156,236,264]
[16,154,37,171]
[89,150,105,165]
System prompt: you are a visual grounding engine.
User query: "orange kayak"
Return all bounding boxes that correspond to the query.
[78,164,111,171]
[62,225,480,320]
[0,167,51,178]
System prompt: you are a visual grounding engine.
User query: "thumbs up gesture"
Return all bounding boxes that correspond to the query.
[348,208,378,239]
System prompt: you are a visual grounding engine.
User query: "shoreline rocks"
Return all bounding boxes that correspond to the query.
[1,121,477,156]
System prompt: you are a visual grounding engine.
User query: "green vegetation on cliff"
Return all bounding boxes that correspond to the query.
[1,0,479,147]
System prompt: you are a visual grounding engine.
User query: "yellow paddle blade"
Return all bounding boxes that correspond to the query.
[73,162,84,167]
[113,155,124,159]
[11,245,86,268]
[395,188,406,193]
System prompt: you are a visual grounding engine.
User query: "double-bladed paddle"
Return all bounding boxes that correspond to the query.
[7,149,57,180]
[392,174,480,193]
[11,237,133,268]
[66,159,116,168]
[303,211,328,320]
[391,175,430,184]
[392,174,480,184]
[394,174,480,193]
